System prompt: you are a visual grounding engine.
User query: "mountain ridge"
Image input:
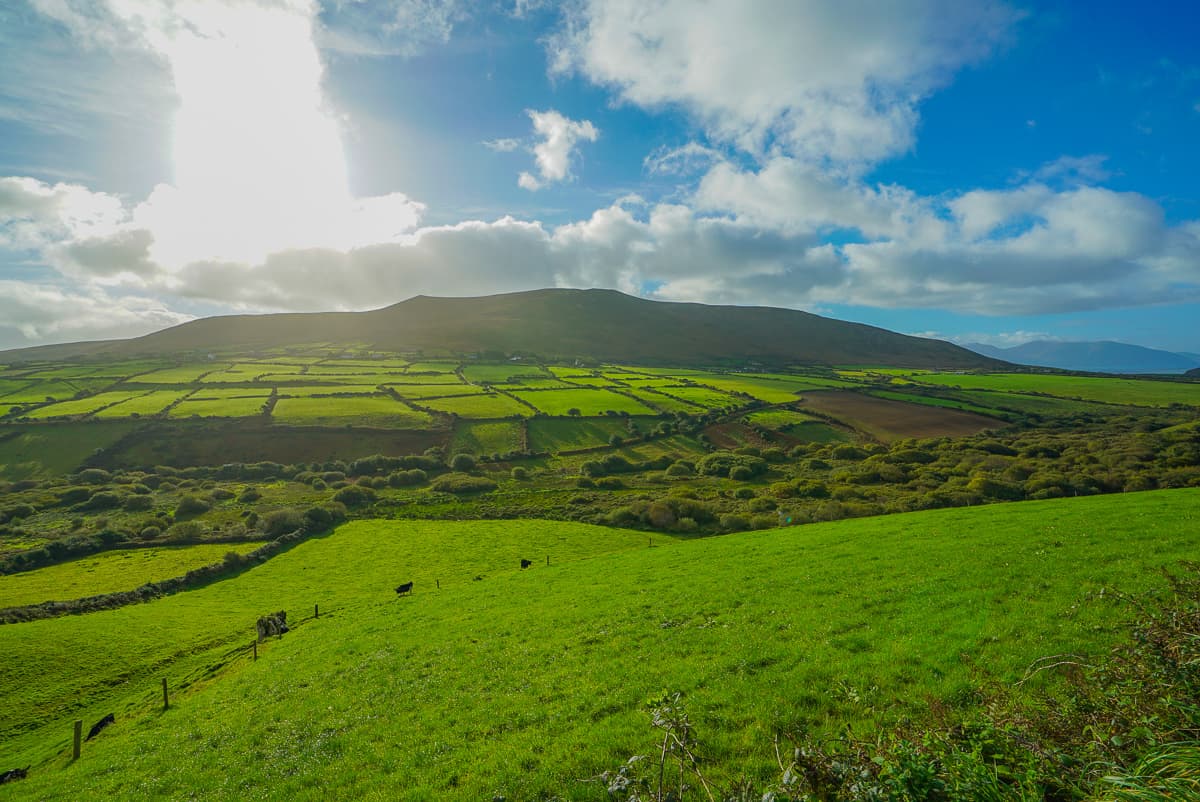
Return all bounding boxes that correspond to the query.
[0,288,1004,369]
[964,339,1200,374]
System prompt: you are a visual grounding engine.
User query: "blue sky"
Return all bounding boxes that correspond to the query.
[0,0,1198,353]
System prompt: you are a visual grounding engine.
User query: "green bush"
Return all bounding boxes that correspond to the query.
[388,469,428,487]
[333,485,376,507]
[510,466,529,480]
[174,495,211,518]
[260,508,305,537]
[448,453,477,472]
[430,473,497,494]
[123,494,153,511]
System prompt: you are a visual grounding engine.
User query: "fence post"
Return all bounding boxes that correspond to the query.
[546,555,550,565]
[314,603,319,619]
[253,640,258,661]
[73,720,82,760]
[162,677,169,710]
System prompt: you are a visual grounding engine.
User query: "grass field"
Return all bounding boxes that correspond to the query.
[528,416,643,453]
[689,375,822,403]
[21,391,147,420]
[274,385,385,396]
[419,393,531,419]
[0,542,265,609]
[389,383,483,399]
[742,408,817,429]
[134,365,226,384]
[91,390,190,419]
[0,380,113,404]
[866,389,1007,417]
[908,372,1200,407]
[799,390,1003,441]
[271,397,433,428]
[621,388,703,413]
[460,363,547,383]
[510,388,657,416]
[657,384,745,410]
[0,423,137,480]
[186,388,273,400]
[4,490,1199,799]
[169,397,269,419]
[449,420,523,455]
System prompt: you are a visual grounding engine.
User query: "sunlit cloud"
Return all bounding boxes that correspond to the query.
[518,109,599,191]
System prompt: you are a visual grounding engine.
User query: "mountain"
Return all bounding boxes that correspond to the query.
[964,340,1200,374]
[0,288,1003,369]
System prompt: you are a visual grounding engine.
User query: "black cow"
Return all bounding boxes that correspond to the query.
[86,713,115,741]
[520,559,533,569]
[256,611,289,641]
[395,581,413,596]
[0,767,28,785]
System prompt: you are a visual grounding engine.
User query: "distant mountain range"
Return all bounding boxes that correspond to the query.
[0,288,1002,370]
[964,340,1200,374]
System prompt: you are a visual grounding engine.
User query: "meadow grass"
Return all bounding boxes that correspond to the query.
[909,372,1200,407]
[186,388,273,399]
[0,542,265,608]
[0,423,137,480]
[271,397,433,428]
[420,393,531,419]
[504,377,575,389]
[169,397,269,419]
[689,375,823,403]
[528,417,646,453]
[449,420,523,455]
[658,384,745,409]
[742,408,817,428]
[0,380,113,404]
[460,363,548,383]
[509,388,657,416]
[134,365,228,384]
[404,362,459,374]
[867,389,1007,417]
[389,384,484,399]
[620,388,704,414]
[21,392,148,420]
[5,490,1199,800]
[274,384,385,396]
[91,390,191,419]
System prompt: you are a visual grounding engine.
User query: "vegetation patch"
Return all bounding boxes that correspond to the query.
[0,423,136,479]
[390,383,483,399]
[657,384,745,410]
[909,372,1200,407]
[510,388,657,416]
[271,396,432,428]
[450,420,523,455]
[799,390,1003,442]
[92,390,191,419]
[0,542,264,608]
[420,393,531,418]
[169,397,269,419]
[460,363,548,383]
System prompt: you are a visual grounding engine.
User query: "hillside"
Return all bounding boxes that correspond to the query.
[4,490,1199,799]
[965,339,1200,374]
[0,289,1002,369]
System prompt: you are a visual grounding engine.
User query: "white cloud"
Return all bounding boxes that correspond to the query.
[551,0,1018,168]
[0,176,128,249]
[316,0,468,56]
[482,137,521,152]
[643,143,725,176]
[1022,154,1112,186]
[518,109,599,191]
[0,281,193,349]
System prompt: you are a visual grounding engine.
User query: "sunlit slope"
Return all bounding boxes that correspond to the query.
[0,288,1002,368]
[0,521,670,772]
[6,489,1199,800]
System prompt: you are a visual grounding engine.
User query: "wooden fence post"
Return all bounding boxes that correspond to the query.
[253,640,258,661]
[546,555,550,565]
[162,677,169,710]
[73,720,82,760]
[314,603,319,619]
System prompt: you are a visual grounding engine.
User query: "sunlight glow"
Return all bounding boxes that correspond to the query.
[112,0,419,267]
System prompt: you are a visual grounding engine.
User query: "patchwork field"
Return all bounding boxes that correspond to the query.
[449,420,523,455]
[798,390,1003,441]
[419,393,531,418]
[21,391,146,420]
[510,388,658,416]
[908,372,1200,407]
[91,390,190,419]
[0,423,137,479]
[271,397,433,428]
[170,397,270,419]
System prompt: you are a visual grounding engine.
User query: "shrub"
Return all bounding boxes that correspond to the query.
[260,508,305,537]
[167,520,204,539]
[79,492,122,511]
[510,466,529,480]
[729,465,754,481]
[210,488,236,501]
[333,484,376,507]
[174,495,211,518]
[388,469,427,487]
[665,461,694,477]
[732,487,755,499]
[748,497,777,512]
[448,453,476,472]
[719,513,750,532]
[595,477,625,490]
[238,488,262,503]
[123,494,153,511]
[430,473,497,494]
[77,468,112,485]
[58,486,92,505]
[138,525,162,540]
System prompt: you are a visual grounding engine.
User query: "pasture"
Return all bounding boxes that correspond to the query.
[4,490,1199,799]
[510,388,657,416]
[169,397,269,419]
[419,393,531,419]
[655,384,745,410]
[798,389,1003,441]
[0,542,264,609]
[0,423,136,480]
[528,416,649,453]
[908,372,1200,407]
[271,397,433,428]
[449,420,523,455]
[91,390,191,419]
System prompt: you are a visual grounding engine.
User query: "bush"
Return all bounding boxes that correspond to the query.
[719,513,750,532]
[238,488,262,503]
[138,525,162,540]
[175,495,211,518]
[696,451,767,478]
[729,465,754,480]
[732,487,755,499]
[430,473,498,494]
[333,484,376,507]
[388,469,427,487]
[595,477,625,490]
[167,520,205,539]
[123,494,153,511]
[665,461,694,478]
[79,492,122,511]
[448,453,476,472]
[58,486,92,504]
[210,488,236,501]
[260,508,305,537]
[510,466,529,480]
[77,468,112,485]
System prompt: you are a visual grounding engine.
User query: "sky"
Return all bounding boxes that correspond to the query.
[1,0,1198,353]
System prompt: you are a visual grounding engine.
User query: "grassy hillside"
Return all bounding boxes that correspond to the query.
[3,489,1198,800]
[0,289,1002,369]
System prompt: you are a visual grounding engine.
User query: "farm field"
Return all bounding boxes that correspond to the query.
[798,390,1003,441]
[272,397,432,428]
[388,383,484,399]
[274,384,385,396]
[656,384,745,410]
[419,393,531,418]
[907,372,1200,407]
[689,374,834,402]
[449,420,523,455]
[0,542,265,609]
[134,365,227,384]
[459,363,548,383]
[527,416,650,453]
[20,391,147,420]
[510,388,657,416]
[621,388,702,413]
[91,390,190,419]
[0,423,137,479]
[4,490,1199,799]
[1,380,113,404]
[169,397,269,419]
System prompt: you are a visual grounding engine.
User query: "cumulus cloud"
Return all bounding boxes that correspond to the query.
[0,281,193,350]
[551,0,1018,168]
[643,143,725,177]
[482,137,521,152]
[518,109,599,191]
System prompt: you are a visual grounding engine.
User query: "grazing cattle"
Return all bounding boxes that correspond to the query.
[256,611,289,641]
[395,581,413,596]
[86,713,115,741]
[520,559,533,569]
[0,767,28,785]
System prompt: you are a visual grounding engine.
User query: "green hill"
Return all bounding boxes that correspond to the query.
[0,289,1003,369]
[3,489,1197,800]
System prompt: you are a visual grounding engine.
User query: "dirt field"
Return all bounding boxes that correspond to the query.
[797,390,1003,442]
